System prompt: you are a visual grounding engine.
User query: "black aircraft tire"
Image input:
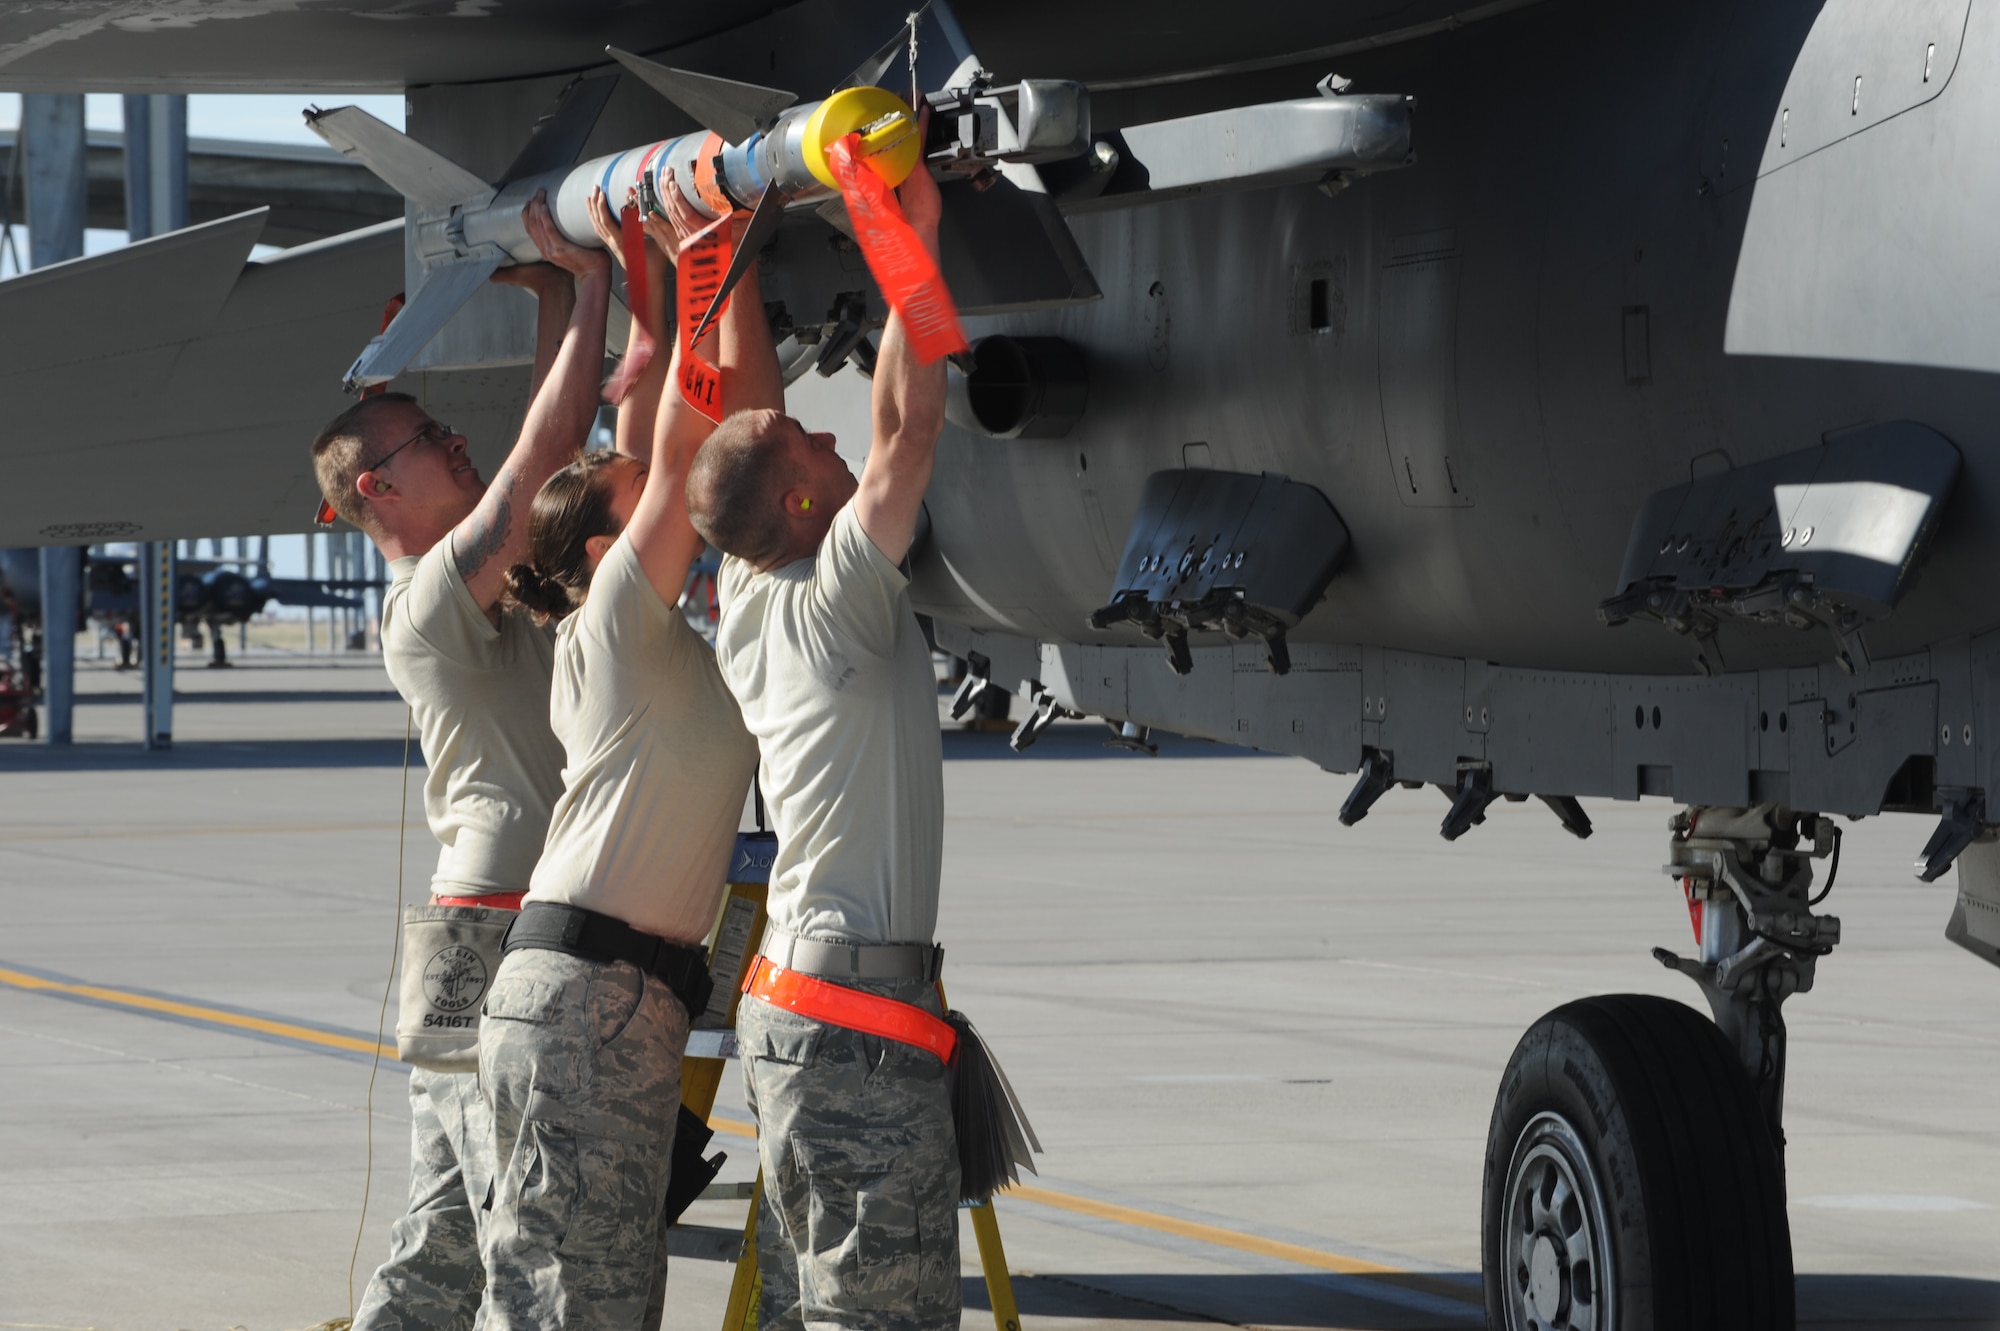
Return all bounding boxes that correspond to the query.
[1482,993,1793,1331]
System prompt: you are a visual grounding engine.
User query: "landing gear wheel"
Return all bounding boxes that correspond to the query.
[1483,994,1793,1330]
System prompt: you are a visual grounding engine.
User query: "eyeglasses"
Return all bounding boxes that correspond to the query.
[365,421,456,474]
[312,420,457,528]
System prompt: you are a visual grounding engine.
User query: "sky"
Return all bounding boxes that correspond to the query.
[0,90,405,143]
[2,92,406,586]
[0,91,406,263]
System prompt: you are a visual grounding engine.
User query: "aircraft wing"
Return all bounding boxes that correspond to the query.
[0,0,1498,550]
[0,1,1531,104]
[0,211,536,548]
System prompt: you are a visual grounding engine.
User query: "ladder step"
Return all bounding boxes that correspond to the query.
[664,1223,747,1262]
[698,1180,757,1201]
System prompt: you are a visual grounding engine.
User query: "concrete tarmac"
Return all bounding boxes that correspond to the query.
[1,651,1996,1331]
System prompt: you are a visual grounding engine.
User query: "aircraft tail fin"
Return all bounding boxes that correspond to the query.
[343,250,504,392]
[304,106,492,210]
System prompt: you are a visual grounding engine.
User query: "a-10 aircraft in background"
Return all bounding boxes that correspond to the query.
[0,545,372,673]
[0,1,1994,1324]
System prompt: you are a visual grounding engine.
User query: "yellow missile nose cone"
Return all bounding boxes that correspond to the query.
[802,85,922,190]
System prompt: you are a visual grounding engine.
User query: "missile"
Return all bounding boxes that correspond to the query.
[308,4,1416,395]
[307,29,1093,392]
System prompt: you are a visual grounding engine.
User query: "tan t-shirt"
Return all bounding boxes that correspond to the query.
[381,540,565,896]
[526,536,758,944]
[714,503,943,945]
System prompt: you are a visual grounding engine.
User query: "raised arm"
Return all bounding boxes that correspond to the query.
[852,162,947,565]
[489,258,576,398]
[627,176,786,601]
[584,186,672,460]
[452,189,612,612]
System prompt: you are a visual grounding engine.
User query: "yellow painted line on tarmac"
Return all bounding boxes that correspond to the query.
[0,966,395,1060]
[1004,1182,1397,1276]
[4,966,1474,1307]
[707,1114,1476,1303]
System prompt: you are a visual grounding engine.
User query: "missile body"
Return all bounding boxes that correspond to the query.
[417,84,918,270]
[310,36,1410,391]
[311,76,942,386]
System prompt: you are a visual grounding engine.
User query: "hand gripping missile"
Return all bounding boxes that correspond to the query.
[307,40,1092,392]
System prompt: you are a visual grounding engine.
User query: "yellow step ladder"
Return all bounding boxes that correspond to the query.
[675,832,1023,1331]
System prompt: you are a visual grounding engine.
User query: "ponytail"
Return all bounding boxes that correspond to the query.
[503,562,578,623]
[501,451,626,623]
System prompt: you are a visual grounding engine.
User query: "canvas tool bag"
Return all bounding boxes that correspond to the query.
[396,903,514,1072]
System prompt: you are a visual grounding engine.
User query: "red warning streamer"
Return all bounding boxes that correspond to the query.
[826,133,967,365]
[677,213,733,422]
[602,204,659,405]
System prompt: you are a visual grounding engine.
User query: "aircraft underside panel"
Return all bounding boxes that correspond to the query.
[933,619,2000,828]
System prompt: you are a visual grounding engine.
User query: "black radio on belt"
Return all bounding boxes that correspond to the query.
[503,901,716,1019]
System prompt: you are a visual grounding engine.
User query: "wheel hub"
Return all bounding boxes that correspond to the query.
[1528,1233,1565,1321]
[1502,1112,1611,1331]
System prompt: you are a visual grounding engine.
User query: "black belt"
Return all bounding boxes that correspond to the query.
[503,901,715,1020]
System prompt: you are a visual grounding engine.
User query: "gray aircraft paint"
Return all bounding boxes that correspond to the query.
[0,0,1994,855]
[894,0,2000,855]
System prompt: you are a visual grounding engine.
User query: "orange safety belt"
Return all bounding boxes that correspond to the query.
[742,955,957,1063]
[433,892,526,911]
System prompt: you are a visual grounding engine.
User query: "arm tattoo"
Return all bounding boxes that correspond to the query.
[454,472,517,583]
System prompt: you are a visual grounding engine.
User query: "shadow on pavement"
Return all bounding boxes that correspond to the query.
[0,738,417,772]
[965,1271,2000,1328]
[965,1270,1483,1330]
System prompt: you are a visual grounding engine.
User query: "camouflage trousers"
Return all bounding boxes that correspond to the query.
[739,978,961,1331]
[479,949,689,1331]
[353,1066,495,1331]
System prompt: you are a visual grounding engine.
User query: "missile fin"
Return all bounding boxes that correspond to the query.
[343,251,504,392]
[304,106,491,210]
[501,74,620,181]
[690,183,786,348]
[606,48,796,144]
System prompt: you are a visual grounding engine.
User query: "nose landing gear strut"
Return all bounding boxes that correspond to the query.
[1484,805,1836,1330]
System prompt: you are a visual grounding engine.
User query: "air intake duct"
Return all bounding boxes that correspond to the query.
[959,335,1087,439]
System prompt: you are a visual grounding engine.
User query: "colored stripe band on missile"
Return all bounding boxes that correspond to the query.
[598,147,632,200]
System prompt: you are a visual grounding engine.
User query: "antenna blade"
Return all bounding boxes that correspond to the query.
[304,106,491,210]
[689,185,785,349]
[605,48,795,143]
[501,74,620,180]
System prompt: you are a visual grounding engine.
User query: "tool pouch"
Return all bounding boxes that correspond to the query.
[945,1010,1042,1202]
[662,1105,727,1226]
[396,904,513,1072]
